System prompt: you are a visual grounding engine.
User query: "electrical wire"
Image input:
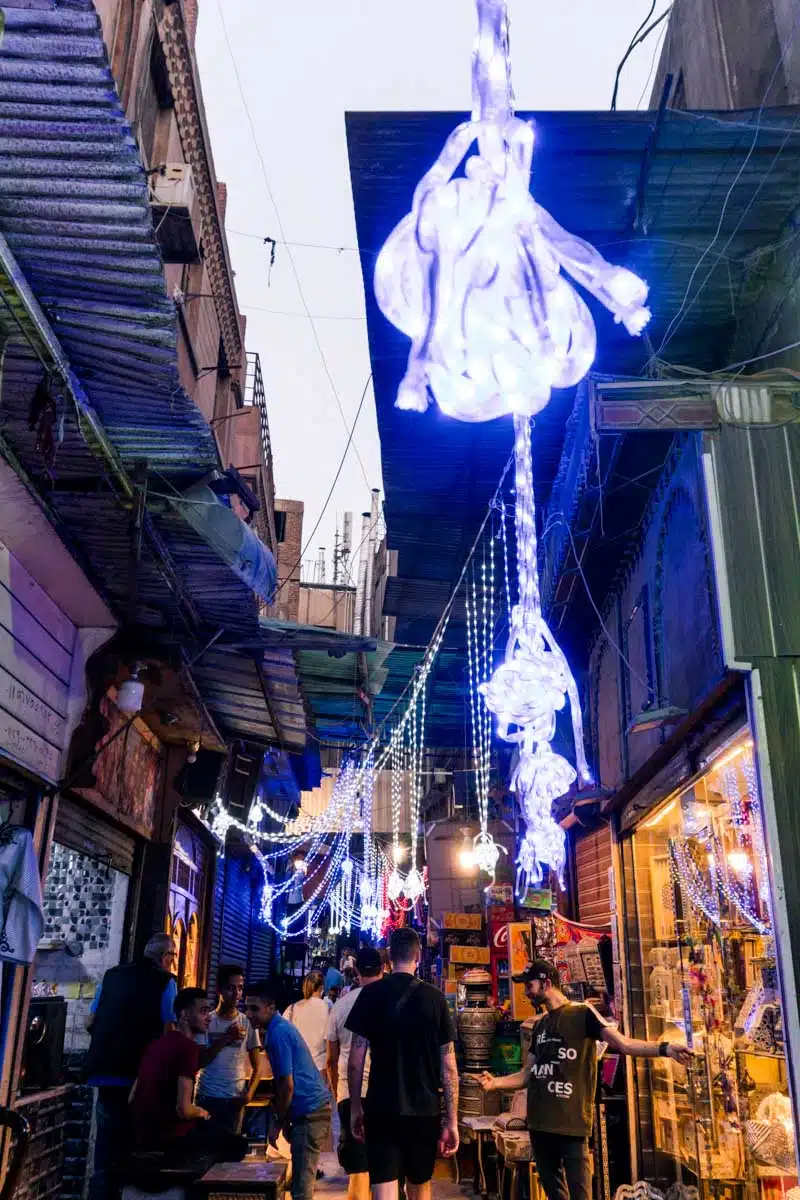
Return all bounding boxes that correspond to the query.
[210,0,372,492]
[610,3,672,111]
[238,304,365,321]
[636,15,670,109]
[542,513,654,699]
[272,373,373,601]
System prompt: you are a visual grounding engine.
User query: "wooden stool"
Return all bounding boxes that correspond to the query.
[461,1115,499,1196]
[494,1130,545,1200]
[196,1160,288,1200]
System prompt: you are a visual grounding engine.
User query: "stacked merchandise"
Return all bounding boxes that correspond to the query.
[439,912,489,995]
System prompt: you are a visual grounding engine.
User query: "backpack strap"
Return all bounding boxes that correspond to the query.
[389,977,421,1025]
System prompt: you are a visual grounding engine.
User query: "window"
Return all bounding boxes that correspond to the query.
[275,510,287,543]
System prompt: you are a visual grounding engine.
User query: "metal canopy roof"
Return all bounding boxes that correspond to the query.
[0,0,302,749]
[346,107,800,653]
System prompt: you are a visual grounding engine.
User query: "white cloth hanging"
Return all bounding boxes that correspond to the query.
[0,825,43,965]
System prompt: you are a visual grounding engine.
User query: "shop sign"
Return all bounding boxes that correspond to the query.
[0,707,61,783]
[491,922,509,952]
[519,887,553,912]
[449,944,490,965]
[442,912,483,930]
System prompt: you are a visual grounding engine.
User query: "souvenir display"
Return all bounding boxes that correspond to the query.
[625,738,797,1200]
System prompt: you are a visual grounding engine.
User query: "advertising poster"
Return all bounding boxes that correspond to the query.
[507,921,536,1019]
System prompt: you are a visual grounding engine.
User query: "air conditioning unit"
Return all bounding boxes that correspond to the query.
[149,163,200,263]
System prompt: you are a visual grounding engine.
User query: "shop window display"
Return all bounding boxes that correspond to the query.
[624,736,798,1200]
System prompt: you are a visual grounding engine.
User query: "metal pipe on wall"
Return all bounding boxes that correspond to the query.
[363,489,380,638]
[353,511,371,635]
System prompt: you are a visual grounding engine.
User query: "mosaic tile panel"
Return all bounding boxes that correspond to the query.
[43,844,114,950]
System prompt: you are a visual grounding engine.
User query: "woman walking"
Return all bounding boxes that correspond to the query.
[284,970,330,1082]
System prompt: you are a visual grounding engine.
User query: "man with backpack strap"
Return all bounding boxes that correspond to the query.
[346,927,460,1200]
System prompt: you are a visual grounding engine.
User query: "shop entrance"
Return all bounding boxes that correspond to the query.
[622,734,796,1199]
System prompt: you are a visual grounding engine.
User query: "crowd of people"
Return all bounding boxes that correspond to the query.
[85,928,458,1200]
[86,934,692,1200]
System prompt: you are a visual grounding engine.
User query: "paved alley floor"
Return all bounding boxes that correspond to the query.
[314,1152,469,1200]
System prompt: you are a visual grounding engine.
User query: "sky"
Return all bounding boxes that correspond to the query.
[195,1,673,583]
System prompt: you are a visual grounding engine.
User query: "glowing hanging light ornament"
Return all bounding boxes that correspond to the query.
[375,2,648,892]
[375,0,650,424]
[482,417,592,890]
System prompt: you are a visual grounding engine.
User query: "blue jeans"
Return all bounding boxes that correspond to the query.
[289,1105,331,1200]
[89,1086,131,1200]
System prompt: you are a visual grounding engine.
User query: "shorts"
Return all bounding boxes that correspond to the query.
[364,1112,441,1186]
[337,1100,369,1176]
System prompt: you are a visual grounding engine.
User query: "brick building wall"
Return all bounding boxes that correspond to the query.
[92,0,277,558]
[274,499,304,623]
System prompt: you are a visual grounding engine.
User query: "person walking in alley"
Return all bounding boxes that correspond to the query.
[345,927,460,1200]
[479,960,694,1200]
[285,969,331,1084]
[196,964,263,1134]
[326,947,383,1200]
[246,980,332,1200]
[85,933,179,1200]
[131,987,247,1164]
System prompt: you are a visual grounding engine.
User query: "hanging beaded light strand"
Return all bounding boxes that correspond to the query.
[465,544,506,879]
[481,416,592,891]
[404,680,427,904]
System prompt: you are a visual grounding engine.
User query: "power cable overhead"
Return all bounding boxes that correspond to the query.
[611,2,672,111]
[273,373,374,601]
[210,0,373,492]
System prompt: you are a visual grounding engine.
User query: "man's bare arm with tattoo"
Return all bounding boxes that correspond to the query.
[348,1033,369,1143]
[439,1042,460,1157]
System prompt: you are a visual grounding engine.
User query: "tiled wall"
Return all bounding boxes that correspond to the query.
[34,844,129,1053]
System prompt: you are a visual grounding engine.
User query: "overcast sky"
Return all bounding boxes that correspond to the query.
[195,1,672,583]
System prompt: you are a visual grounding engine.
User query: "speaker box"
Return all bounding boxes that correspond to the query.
[173,749,225,803]
[22,997,67,1092]
[225,746,262,822]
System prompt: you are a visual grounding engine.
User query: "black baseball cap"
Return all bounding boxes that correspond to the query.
[355,947,383,978]
[513,958,559,986]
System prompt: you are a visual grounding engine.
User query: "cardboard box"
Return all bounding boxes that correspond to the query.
[449,944,491,965]
[443,912,483,931]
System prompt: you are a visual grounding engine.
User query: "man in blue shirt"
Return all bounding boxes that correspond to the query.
[246,981,332,1200]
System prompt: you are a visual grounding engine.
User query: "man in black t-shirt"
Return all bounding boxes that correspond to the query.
[346,927,459,1200]
[480,960,692,1200]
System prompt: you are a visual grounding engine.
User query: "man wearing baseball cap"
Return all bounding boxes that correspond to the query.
[479,960,692,1200]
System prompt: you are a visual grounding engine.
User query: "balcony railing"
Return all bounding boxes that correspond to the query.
[244,351,273,474]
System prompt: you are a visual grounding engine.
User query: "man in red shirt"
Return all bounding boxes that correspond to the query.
[131,987,247,1165]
